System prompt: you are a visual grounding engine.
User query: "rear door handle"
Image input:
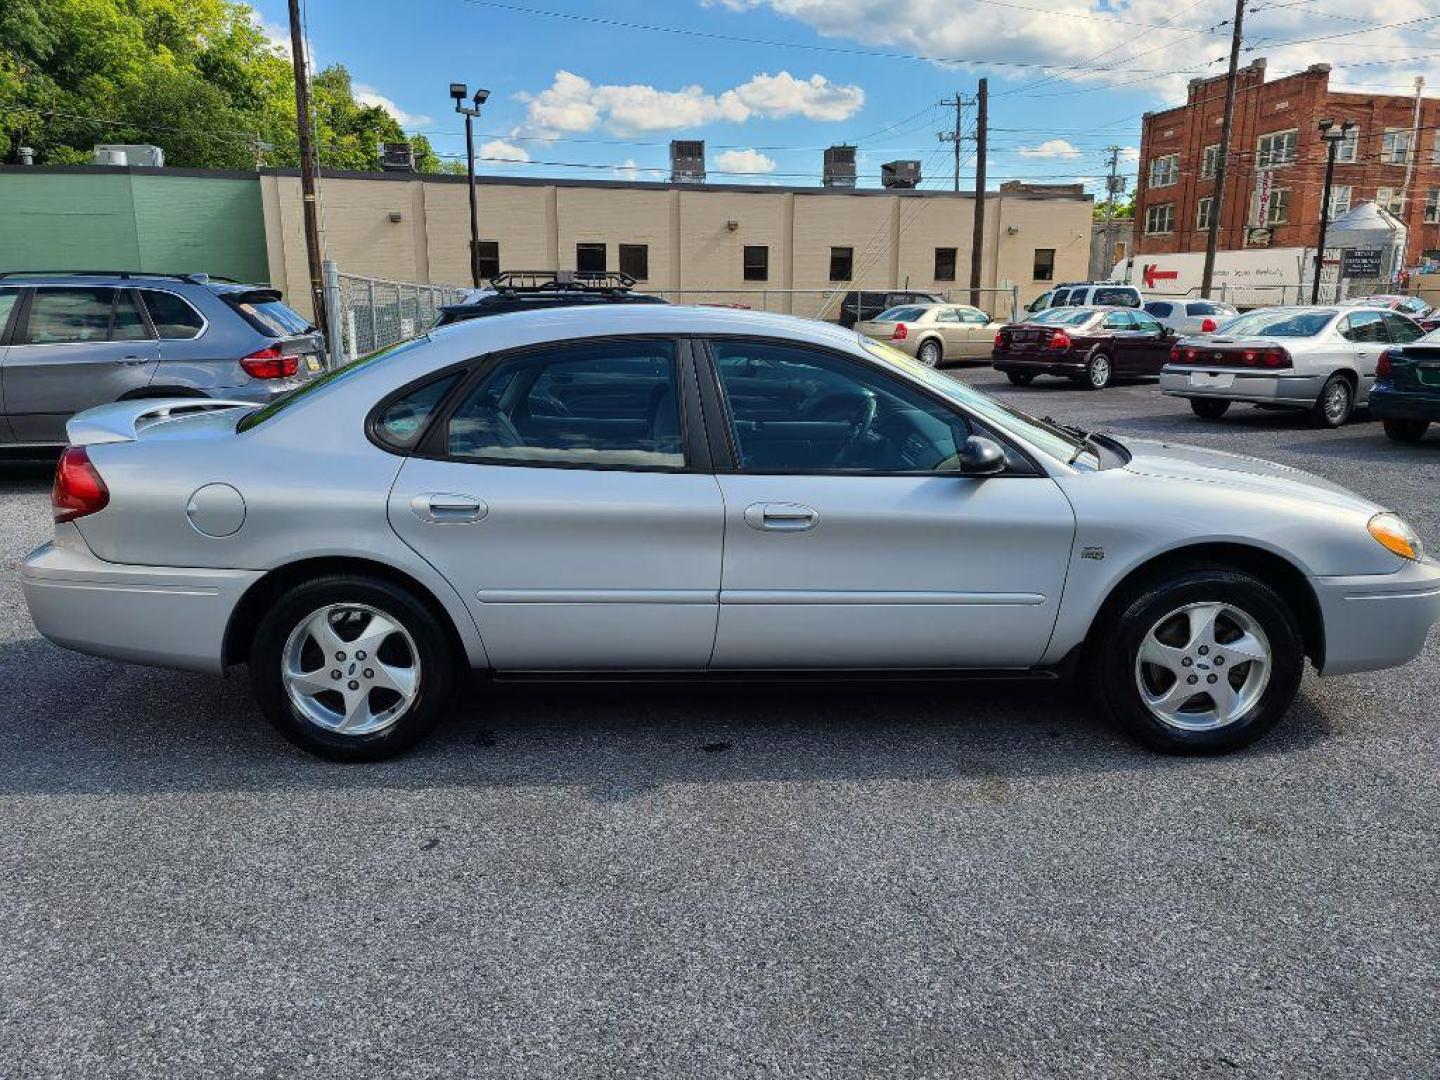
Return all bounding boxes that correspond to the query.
[744,502,819,532]
[119,356,151,365]
[411,493,488,524]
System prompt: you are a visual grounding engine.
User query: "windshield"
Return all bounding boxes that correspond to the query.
[1218,309,1335,338]
[1027,308,1096,326]
[236,337,430,432]
[875,306,927,322]
[859,336,1092,465]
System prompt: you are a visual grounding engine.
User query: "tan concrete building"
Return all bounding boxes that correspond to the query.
[260,170,1094,321]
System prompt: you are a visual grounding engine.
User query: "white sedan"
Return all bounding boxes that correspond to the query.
[1160,305,1427,426]
[20,305,1440,760]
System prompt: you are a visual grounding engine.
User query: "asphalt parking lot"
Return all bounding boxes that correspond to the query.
[2,370,1438,1079]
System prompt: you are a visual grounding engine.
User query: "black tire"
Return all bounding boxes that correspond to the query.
[1383,418,1429,443]
[1310,373,1354,428]
[1088,566,1305,754]
[1190,397,1231,420]
[1084,352,1113,390]
[917,339,944,367]
[1006,371,1035,386]
[250,575,456,761]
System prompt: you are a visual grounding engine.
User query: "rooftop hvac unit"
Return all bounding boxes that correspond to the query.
[670,140,706,183]
[379,142,416,172]
[823,145,857,188]
[93,144,165,168]
[881,160,921,189]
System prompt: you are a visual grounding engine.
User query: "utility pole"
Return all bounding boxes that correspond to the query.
[1199,0,1246,299]
[287,0,327,332]
[969,77,987,308]
[1103,145,1123,276]
[1312,119,1353,305]
[451,83,490,289]
[938,91,965,192]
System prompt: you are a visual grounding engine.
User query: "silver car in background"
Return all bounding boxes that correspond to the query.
[1143,298,1238,337]
[21,306,1440,760]
[1161,305,1427,426]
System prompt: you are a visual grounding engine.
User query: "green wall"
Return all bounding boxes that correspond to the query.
[0,169,269,284]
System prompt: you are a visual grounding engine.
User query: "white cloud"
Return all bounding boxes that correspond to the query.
[715,148,778,174]
[1119,146,1140,163]
[1017,139,1081,159]
[519,69,863,136]
[611,158,643,180]
[704,0,1440,104]
[251,13,292,56]
[354,85,434,129]
[480,139,531,164]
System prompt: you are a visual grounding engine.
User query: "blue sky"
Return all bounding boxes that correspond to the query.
[248,0,1440,195]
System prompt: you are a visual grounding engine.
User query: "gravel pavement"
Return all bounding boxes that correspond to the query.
[1,371,1437,1079]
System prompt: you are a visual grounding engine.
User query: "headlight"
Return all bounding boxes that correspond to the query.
[1368,512,1424,561]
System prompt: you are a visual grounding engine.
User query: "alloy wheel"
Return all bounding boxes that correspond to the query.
[1133,601,1271,731]
[1088,355,1111,388]
[281,603,421,736]
[919,341,941,367]
[1323,380,1351,425]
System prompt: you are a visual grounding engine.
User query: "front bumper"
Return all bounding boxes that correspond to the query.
[1313,558,1440,676]
[1160,367,1325,406]
[22,532,262,674]
[1369,384,1440,422]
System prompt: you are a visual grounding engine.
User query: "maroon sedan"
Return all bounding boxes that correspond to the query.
[992,305,1177,389]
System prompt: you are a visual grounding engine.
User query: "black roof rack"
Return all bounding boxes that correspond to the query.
[0,270,245,284]
[487,270,637,295]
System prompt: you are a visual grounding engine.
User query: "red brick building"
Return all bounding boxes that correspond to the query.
[1134,59,1440,267]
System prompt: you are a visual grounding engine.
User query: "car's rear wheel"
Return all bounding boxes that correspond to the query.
[1310,374,1354,428]
[1006,371,1035,386]
[1090,566,1304,754]
[1383,418,1429,443]
[251,575,455,761]
[1190,398,1230,420]
[917,339,943,367]
[1085,352,1113,390]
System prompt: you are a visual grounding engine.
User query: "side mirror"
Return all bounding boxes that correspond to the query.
[957,435,1007,477]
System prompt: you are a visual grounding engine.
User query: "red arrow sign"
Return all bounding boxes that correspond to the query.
[1142,263,1179,289]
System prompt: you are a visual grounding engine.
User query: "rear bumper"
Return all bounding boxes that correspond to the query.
[992,352,1083,376]
[21,534,261,674]
[1160,367,1325,406]
[1313,558,1440,676]
[1368,384,1440,422]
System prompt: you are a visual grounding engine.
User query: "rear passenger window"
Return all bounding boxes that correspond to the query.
[24,288,155,344]
[446,339,684,469]
[0,288,20,339]
[1102,311,1133,330]
[1380,312,1423,343]
[111,291,150,341]
[1339,312,1387,344]
[141,290,206,339]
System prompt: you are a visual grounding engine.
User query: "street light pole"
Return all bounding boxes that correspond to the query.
[1311,119,1353,305]
[450,83,491,289]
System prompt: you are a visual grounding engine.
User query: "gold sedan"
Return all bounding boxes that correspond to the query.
[853,303,1005,367]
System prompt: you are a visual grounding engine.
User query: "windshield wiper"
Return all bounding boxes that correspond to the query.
[1039,416,1104,465]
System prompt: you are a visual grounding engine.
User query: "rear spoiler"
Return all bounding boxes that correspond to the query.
[67,398,258,446]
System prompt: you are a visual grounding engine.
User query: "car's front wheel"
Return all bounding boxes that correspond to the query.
[251,575,456,761]
[1091,566,1304,754]
[1190,398,1230,420]
[1383,418,1429,443]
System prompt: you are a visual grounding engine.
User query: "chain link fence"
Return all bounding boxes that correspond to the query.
[327,267,467,363]
[646,286,1021,323]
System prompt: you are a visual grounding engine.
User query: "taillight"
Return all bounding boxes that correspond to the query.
[1048,329,1071,350]
[1200,317,1218,333]
[1170,344,1181,363]
[994,329,1005,348]
[891,323,908,340]
[1260,346,1291,369]
[1377,350,1393,378]
[52,447,109,523]
[241,344,299,379]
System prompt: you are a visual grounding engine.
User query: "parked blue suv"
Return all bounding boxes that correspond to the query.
[0,271,327,446]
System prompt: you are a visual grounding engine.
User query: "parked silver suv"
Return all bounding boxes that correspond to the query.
[0,271,326,445]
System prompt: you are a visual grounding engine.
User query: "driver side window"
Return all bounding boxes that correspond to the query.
[709,339,975,474]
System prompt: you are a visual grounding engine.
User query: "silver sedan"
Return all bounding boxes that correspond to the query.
[22,305,1440,759]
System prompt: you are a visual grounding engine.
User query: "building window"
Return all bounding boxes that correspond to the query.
[1264,188,1291,225]
[1200,144,1220,181]
[829,246,854,281]
[1033,248,1055,281]
[1335,125,1359,164]
[1144,203,1175,235]
[576,243,606,275]
[1255,129,1297,168]
[1426,189,1440,225]
[934,247,957,281]
[1433,133,1440,165]
[618,243,649,281]
[1148,153,1179,188]
[1196,197,1213,231]
[475,241,500,280]
[1381,128,1411,166]
[743,245,769,282]
[1376,187,1405,215]
[1326,185,1352,219]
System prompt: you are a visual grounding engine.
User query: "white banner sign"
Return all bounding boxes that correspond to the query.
[1250,169,1275,227]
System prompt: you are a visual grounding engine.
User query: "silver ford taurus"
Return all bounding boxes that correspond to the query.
[21,305,1440,760]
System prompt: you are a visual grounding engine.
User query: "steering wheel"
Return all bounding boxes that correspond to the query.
[832,390,879,467]
[528,389,573,417]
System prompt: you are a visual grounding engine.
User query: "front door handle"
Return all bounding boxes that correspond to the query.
[118,356,151,365]
[411,493,488,524]
[744,502,819,532]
